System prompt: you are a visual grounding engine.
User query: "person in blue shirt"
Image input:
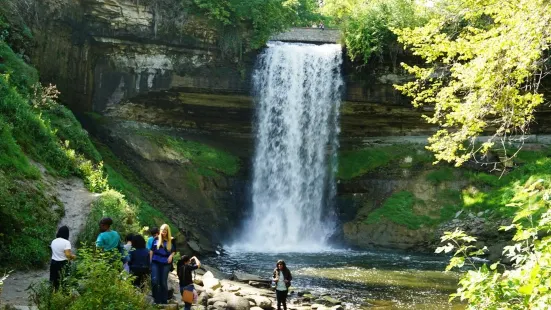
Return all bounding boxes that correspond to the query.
[129,234,150,289]
[146,227,159,250]
[95,217,121,252]
[150,224,176,304]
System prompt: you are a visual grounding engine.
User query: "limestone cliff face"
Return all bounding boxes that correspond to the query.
[20,0,518,250]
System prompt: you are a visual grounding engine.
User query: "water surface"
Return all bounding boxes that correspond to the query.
[205,249,464,309]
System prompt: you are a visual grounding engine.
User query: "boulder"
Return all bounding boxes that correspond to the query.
[250,296,271,309]
[213,301,228,309]
[322,296,342,306]
[208,297,227,305]
[232,271,271,284]
[251,307,264,310]
[192,306,207,310]
[249,281,271,288]
[330,306,344,310]
[311,304,324,309]
[204,277,222,290]
[198,292,209,306]
[226,294,251,310]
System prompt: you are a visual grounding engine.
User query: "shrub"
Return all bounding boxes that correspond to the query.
[29,246,155,310]
[78,190,140,246]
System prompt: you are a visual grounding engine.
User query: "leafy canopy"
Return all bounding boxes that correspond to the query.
[192,0,320,50]
[394,0,551,166]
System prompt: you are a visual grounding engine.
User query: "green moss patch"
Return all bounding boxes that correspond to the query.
[426,167,454,185]
[139,131,240,176]
[338,144,432,180]
[365,191,434,229]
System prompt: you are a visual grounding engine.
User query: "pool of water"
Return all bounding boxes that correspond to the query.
[203,249,465,309]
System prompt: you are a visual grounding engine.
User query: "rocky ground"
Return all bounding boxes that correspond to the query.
[160,268,347,310]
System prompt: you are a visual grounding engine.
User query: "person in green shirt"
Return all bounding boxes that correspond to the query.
[95,217,121,251]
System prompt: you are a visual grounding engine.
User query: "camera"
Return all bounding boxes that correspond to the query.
[190,258,196,264]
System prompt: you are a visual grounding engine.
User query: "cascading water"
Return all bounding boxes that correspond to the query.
[235,42,344,252]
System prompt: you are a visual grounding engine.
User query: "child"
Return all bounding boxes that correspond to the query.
[146,227,159,251]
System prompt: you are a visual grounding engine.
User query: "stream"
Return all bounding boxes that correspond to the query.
[204,249,465,309]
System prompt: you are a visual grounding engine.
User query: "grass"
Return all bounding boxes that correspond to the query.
[94,140,178,234]
[460,147,551,218]
[43,106,102,162]
[365,191,434,229]
[0,172,61,268]
[338,144,433,180]
[138,130,240,176]
[426,167,455,185]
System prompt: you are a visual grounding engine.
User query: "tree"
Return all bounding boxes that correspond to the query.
[394,0,551,166]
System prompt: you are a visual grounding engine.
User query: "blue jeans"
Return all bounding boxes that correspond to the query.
[151,261,171,304]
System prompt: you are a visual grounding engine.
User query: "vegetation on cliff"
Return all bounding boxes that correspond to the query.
[0,13,168,270]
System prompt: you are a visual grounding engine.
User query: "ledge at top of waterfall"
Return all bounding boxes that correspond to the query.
[234,42,344,253]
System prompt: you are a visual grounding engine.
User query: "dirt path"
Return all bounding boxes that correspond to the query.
[0,177,99,308]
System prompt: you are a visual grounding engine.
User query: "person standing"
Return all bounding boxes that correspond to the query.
[49,226,75,290]
[177,255,201,310]
[95,217,121,252]
[146,227,159,250]
[128,234,150,289]
[150,224,176,304]
[273,260,292,310]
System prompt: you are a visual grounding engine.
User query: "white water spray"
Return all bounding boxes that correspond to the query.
[234,42,343,252]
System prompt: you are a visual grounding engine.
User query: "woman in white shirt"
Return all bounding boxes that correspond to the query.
[49,226,75,290]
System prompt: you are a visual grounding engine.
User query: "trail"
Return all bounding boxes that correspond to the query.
[0,177,99,308]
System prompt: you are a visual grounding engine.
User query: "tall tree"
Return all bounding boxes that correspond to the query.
[395,0,551,166]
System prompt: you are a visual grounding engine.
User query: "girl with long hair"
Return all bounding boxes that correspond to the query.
[273,259,292,310]
[150,223,176,304]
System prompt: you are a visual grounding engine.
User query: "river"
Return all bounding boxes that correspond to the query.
[204,249,465,310]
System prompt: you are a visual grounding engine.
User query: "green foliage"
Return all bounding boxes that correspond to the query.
[0,173,60,269]
[340,0,427,62]
[0,117,39,178]
[192,0,320,51]
[75,159,109,193]
[42,105,102,163]
[426,167,454,185]
[395,0,551,166]
[140,131,240,176]
[338,144,432,180]
[29,246,155,310]
[436,178,551,309]
[79,190,140,246]
[96,141,177,231]
[365,191,433,229]
[0,65,73,176]
[0,40,37,93]
[461,148,551,218]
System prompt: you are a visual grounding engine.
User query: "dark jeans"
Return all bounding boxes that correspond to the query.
[49,260,68,290]
[151,261,171,304]
[130,267,150,289]
[276,289,288,310]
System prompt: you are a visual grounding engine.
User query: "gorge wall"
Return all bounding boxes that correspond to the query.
[19,0,551,252]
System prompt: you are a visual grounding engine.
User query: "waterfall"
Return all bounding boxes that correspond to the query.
[235,42,343,252]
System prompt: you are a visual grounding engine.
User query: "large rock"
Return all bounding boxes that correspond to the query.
[213,301,228,309]
[249,296,271,309]
[232,272,270,284]
[225,294,251,310]
[198,292,209,306]
[203,272,222,290]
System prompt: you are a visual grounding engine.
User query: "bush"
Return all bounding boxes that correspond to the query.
[78,191,140,246]
[29,246,155,310]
